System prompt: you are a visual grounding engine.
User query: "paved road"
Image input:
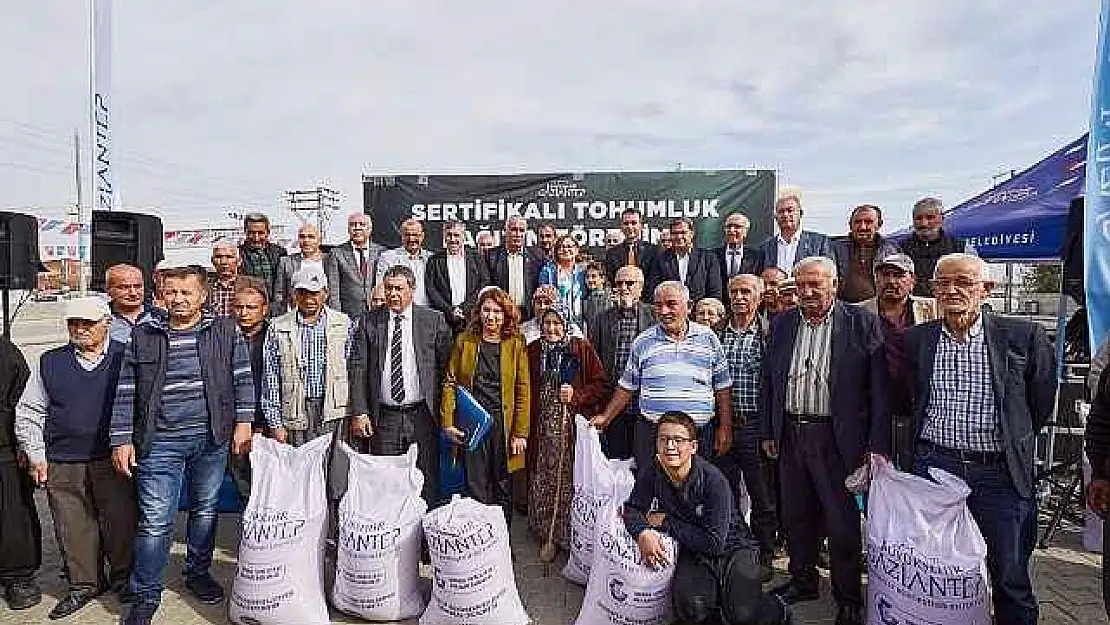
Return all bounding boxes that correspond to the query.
[3,300,1108,624]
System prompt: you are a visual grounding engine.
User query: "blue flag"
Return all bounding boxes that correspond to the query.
[1087,0,1110,352]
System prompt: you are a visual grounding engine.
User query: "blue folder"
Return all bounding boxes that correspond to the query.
[456,385,494,453]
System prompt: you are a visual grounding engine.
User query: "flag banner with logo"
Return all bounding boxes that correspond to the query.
[1087,0,1110,351]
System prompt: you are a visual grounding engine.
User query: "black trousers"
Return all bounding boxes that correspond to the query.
[672,546,786,624]
[0,460,42,581]
[464,416,512,526]
[890,413,914,472]
[370,403,438,509]
[714,426,778,555]
[779,419,863,607]
[602,409,636,460]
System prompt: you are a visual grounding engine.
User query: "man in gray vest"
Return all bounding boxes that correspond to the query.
[261,265,356,500]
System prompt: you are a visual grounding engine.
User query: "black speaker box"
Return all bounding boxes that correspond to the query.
[0,212,43,290]
[91,211,164,294]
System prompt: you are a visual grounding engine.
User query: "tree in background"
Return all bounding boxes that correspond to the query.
[1022,264,1061,293]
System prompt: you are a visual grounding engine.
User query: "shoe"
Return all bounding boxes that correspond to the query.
[183,574,225,605]
[778,597,797,625]
[769,580,819,604]
[122,601,159,625]
[4,577,42,610]
[835,603,864,625]
[48,589,99,620]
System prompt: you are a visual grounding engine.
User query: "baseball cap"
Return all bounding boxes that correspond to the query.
[874,253,915,274]
[291,265,328,292]
[65,296,111,321]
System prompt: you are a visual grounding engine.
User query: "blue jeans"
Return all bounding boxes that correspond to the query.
[915,447,1038,625]
[130,435,228,604]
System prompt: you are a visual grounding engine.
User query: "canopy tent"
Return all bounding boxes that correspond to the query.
[907,135,1086,261]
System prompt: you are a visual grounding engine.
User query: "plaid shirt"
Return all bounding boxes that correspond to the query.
[721,317,764,418]
[920,317,1002,452]
[614,309,639,383]
[261,310,355,428]
[208,278,236,316]
[241,246,276,286]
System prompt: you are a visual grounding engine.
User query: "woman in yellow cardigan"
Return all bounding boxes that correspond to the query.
[442,287,531,523]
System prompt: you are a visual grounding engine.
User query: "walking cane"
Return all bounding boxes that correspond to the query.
[540,401,570,573]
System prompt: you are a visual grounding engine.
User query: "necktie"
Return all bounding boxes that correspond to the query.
[390,315,405,404]
[730,249,739,276]
[627,243,637,267]
[358,248,367,277]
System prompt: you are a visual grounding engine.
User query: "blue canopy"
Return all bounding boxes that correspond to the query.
[909,136,1086,261]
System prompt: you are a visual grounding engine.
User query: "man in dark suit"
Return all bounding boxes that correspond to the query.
[907,253,1054,625]
[761,256,887,625]
[426,221,490,332]
[604,207,657,295]
[326,212,384,318]
[486,215,544,319]
[755,189,832,274]
[348,264,453,508]
[586,265,654,459]
[649,218,723,305]
[714,212,760,305]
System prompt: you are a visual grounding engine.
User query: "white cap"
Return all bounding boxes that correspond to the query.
[64,296,111,321]
[291,265,328,292]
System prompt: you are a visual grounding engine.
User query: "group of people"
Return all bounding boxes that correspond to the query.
[0,189,1057,625]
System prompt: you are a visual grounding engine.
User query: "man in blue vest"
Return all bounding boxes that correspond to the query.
[110,265,256,625]
[15,297,136,619]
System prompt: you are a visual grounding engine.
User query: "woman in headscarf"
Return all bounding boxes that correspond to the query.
[537,234,587,329]
[525,304,607,556]
[441,287,530,524]
[521,285,583,345]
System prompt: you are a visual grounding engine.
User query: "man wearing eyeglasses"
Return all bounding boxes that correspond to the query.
[586,266,655,460]
[624,411,793,625]
[761,256,888,625]
[907,253,1054,625]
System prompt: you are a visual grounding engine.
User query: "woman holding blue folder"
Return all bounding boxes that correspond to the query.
[441,287,531,524]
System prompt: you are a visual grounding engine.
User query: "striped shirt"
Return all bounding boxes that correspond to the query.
[786,307,833,417]
[158,327,209,439]
[721,318,764,418]
[920,317,1002,452]
[261,310,356,429]
[109,317,256,448]
[618,322,732,426]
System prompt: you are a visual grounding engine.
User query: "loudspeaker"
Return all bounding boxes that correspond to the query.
[0,212,43,290]
[1063,197,1084,306]
[91,211,164,294]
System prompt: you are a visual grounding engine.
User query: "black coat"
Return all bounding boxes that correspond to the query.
[604,241,658,283]
[425,250,490,326]
[649,248,723,304]
[586,302,655,385]
[485,245,545,318]
[0,336,30,461]
[761,302,890,467]
[907,314,1055,498]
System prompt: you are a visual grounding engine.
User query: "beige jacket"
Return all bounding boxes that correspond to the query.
[857,295,939,324]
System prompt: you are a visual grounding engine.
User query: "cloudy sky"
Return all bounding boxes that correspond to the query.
[0,1,1100,242]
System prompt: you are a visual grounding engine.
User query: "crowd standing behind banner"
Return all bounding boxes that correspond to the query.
[0,190,1067,625]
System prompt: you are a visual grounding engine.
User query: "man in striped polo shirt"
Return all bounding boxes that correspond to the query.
[110,265,255,625]
[591,280,734,474]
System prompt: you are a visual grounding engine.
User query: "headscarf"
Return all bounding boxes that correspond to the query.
[539,303,572,376]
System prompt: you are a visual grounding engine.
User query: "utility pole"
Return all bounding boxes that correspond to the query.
[284,186,340,242]
[73,129,88,295]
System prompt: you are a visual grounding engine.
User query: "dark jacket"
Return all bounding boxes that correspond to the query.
[1087,365,1110,480]
[714,245,760,307]
[348,305,453,421]
[238,241,287,292]
[587,302,655,385]
[900,229,971,296]
[486,245,545,318]
[623,455,749,556]
[604,240,658,294]
[907,314,1055,498]
[110,316,255,458]
[649,247,723,304]
[0,336,30,462]
[754,230,832,274]
[761,302,890,465]
[426,249,491,328]
[830,236,902,303]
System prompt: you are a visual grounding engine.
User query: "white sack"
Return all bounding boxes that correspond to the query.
[866,456,991,625]
[563,414,636,585]
[420,495,529,625]
[333,442,429,621]
[230,434,332,625]
[573,504,676,625]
